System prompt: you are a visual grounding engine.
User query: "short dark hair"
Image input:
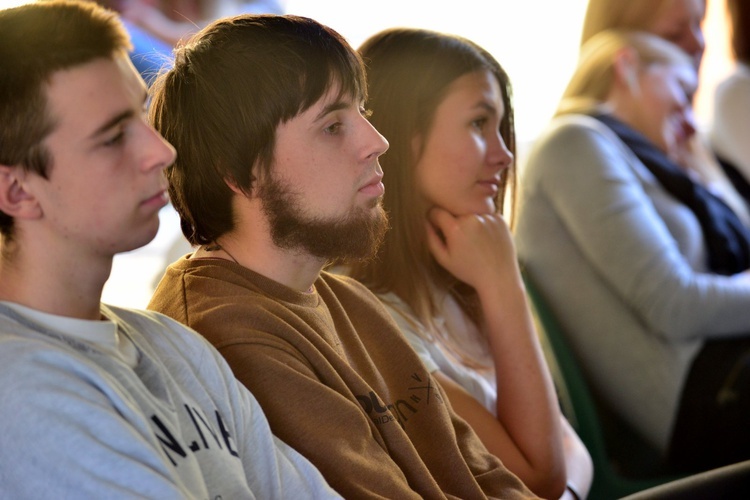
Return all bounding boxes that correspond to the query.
[0,0,131,237]
[149,14,367,246]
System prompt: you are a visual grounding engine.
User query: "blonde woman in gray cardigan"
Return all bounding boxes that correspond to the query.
[515,30,750,474]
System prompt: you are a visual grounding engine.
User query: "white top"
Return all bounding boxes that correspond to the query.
[377,291,497,416]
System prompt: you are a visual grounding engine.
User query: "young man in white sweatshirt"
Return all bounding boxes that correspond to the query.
[0,2,338,497]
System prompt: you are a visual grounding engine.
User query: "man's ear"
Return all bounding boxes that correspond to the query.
[224,175,250,197]
[232,162,268,199]
[0,165,43,220]
[613,47,641,95]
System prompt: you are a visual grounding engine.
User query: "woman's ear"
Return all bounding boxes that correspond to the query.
[0,165,43,221]
[613,47,641,95]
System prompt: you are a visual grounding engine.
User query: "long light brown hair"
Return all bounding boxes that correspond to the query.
[348,28,515,365]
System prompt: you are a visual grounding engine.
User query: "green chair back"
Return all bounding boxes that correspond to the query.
[522,270,685,499]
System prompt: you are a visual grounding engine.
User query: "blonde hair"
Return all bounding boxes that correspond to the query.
[561,29,750,225]
[557,30,693,116]
[581,0,678,46]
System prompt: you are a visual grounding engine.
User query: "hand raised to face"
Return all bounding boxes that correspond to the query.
[425,206,520,294]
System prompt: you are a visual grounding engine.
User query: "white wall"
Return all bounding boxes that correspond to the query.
[284,0,589,146]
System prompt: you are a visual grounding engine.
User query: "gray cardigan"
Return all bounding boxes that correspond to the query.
[515,114,750,452]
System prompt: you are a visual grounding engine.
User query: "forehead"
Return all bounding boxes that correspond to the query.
[440,70,504,111]
[295,81,358,123]
[44,55,145,141]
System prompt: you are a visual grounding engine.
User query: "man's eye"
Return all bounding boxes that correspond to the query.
[325,122,342,135]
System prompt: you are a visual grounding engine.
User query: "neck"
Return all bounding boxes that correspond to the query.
[202,235,325,293]
[208,196,326,292]
[0,240,110,320]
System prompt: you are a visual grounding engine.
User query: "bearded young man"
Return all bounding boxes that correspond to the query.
[147,13,536,500]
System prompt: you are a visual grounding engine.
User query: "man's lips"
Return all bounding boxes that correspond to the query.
[142,189,169,208]
[359,174,385,196]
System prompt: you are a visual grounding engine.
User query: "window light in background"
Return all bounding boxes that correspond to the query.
[0,0,732,308]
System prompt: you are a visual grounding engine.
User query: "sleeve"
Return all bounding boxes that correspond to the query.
[530,117,750,340]
[217,335,425,499]
[433,376,538,500]
[148,311,342,499]
[231,382,343,498]
[378,296,440,373]
[0,345,195,499]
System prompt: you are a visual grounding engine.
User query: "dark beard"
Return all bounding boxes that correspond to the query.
[258,173,389,262]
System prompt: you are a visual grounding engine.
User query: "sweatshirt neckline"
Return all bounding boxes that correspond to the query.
[182,256,322,308]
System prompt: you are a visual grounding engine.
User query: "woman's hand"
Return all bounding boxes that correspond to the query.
[427,205,570,497]
[425,206,520,293]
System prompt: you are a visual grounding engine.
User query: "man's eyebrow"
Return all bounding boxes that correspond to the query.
[88,109,134,140]
[88,91,148,140]
[313,99,349,123]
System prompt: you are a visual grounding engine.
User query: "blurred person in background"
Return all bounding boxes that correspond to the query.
[710,0,750,197]
[515,30,750,474]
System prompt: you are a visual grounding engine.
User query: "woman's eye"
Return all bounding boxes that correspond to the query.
[472,117,488,130]
[103,131,125,147]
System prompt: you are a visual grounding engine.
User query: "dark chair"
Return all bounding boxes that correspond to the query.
[623,460,750,500]
[522,270,685,499]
